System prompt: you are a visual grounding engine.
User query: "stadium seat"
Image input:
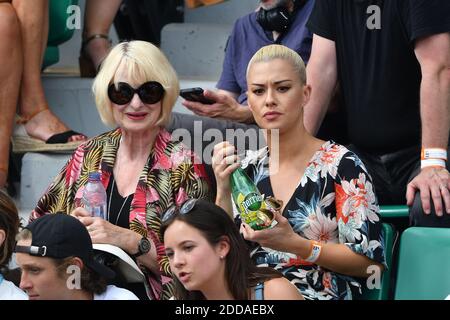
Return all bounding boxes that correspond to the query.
[42,0,78,69]
[360,223,395,300]
[395,227,450,300]
[379,205,409,219]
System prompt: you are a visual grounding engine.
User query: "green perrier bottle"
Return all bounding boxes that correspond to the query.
[230,167,274,230]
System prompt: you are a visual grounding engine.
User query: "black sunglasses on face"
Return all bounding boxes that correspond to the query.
[108,81,165,105]
[161,198,199,223]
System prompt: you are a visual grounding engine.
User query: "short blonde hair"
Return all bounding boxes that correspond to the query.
[92,41,179,127]
[246,44,307,85]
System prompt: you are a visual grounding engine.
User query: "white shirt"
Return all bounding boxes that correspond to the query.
[0,278,28,300]
[94,285,139,300]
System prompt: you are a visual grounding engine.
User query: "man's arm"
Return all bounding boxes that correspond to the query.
[406,32,450,216]
[416,33,450,148]
[182,89,255,124]
[303,34,338,135]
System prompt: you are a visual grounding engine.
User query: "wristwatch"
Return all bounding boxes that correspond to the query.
[131,237,151,258]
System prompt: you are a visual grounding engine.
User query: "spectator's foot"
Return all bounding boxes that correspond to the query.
[11,108,87,154]
[79,34,111,77]
[20,108,86,143]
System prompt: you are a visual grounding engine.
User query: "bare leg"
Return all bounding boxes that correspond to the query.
[0,3,22,188]
[83,0,122,69]
[12,0,86,142]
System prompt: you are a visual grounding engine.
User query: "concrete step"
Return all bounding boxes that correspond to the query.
[184,0,256,24]
[20,153,71,211]
[42,76,109,138]
[161,23,232,79]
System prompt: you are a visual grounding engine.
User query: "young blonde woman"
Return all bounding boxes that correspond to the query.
[213,44,386,300]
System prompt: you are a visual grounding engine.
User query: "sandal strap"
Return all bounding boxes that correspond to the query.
[16,107,49,125]
[82,34,112,49]
[46,130,85,144]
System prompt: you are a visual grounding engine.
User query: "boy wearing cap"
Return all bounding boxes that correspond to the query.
[14,213,138,300]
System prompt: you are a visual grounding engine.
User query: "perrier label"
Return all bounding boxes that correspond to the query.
[230,167,274,230]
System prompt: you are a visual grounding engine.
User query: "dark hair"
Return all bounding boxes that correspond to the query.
[55,257,108,295]
[0,190,21,273]
[16,228,109,295]
[161,199,281,300]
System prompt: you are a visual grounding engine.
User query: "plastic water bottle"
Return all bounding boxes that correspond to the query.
[82,172,107,219]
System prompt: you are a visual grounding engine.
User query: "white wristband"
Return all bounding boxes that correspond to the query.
[305,241,322,263]
[421,148,447,161]
[421,159,446,169]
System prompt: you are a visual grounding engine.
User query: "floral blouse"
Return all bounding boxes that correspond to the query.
[236,141,386,300]
[30,128,211,300]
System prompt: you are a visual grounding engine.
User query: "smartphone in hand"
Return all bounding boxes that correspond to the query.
[180,87,216,105]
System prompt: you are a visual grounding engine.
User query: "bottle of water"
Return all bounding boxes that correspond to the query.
[230,167,274,230]
[82,172,107,219]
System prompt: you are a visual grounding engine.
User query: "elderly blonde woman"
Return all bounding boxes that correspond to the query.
[30,41,212,300]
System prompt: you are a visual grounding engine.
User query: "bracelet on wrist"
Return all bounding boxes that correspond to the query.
[421,159,446,169]
[304,240,322,263]
[421,148,447,161]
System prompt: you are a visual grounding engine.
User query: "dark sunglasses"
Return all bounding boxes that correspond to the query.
[108,81,165,105]
[161,198,199,223]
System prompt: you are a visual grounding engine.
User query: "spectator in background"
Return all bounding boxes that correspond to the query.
[0,189,27,299]
[79,0,122,77]
[15,213,138,300]
[161,199,303,300]
[304,0,450,227]
[177,0,314,125]
[79,0,210,77]
[0,0,87,190]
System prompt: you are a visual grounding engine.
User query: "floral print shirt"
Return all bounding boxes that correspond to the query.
[237,141,386,300]
[30,128,211,300]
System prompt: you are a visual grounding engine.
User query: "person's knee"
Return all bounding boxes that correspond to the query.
[410,192,450,227]
[0,3,20,40]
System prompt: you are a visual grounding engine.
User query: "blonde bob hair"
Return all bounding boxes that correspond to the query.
[92,40,179,127]
[246,44,307,85]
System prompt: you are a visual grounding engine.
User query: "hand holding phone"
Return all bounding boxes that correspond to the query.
[179,87,216,105]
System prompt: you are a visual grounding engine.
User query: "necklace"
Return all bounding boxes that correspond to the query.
[108,178,131,226]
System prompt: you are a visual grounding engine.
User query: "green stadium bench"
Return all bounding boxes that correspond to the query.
[42,0,78,69]
[395,227,450,300]
[379,205,409,219]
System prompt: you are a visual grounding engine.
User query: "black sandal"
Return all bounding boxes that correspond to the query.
[46,130,86,144]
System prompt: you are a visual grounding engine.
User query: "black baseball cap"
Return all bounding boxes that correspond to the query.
[15,213,115,279]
